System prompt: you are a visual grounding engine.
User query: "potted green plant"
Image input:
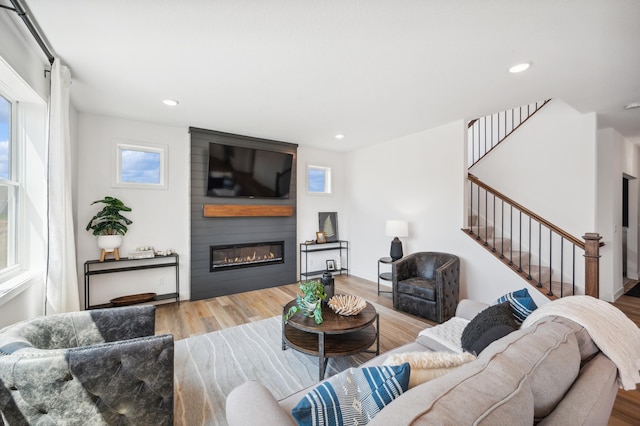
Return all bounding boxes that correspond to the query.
[85,196,133,258]
[284,280,328,324]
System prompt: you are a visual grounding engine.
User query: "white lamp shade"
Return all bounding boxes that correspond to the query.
[385,220,408,238]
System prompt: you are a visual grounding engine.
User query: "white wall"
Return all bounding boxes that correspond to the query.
[343,120,548,306]
[597,127,640,301]
[0,275,43,328]
[470,99,597,239]
[76,114,190,305]
[296,147,347,274]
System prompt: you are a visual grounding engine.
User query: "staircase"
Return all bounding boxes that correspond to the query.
[467,210,572,299]
[463,101,602,300]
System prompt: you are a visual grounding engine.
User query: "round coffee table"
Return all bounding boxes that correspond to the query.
[282,297,379,381]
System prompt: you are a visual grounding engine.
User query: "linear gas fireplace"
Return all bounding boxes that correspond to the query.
[210,241,284,272]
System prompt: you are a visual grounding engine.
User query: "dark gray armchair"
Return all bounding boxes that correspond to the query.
[392,252,460,323]
[0,305,174,425]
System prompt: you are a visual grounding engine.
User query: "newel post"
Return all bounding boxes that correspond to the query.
[583,233,602,298]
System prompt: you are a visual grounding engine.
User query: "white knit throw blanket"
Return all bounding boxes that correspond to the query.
[418,317,469,353]
[522,295,640,390]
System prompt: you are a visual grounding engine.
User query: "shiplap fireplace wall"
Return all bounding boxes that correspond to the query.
[189,127,297,300]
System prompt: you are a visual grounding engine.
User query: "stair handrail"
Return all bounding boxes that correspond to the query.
[468,173,585,249]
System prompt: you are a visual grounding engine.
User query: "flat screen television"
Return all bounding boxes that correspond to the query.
[207,142,293,198]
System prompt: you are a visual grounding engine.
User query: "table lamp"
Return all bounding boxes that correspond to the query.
[385,219,408,261]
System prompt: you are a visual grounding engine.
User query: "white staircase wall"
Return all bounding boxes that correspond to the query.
[344,120,549,307]
[469,99,597,252]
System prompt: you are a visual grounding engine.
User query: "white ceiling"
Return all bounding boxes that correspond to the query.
[21,0,640,151]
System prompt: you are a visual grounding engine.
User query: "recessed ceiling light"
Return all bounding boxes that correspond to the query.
[162,99,179,106]
[624,102,640,110]
[335,134,345,139]
[509,62,531,73]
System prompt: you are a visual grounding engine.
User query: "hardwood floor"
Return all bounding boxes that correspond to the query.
[610,279,640,426]
[155,275,431,351]
[155,275,640,425]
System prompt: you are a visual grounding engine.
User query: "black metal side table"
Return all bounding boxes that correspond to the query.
[378,257,393,296]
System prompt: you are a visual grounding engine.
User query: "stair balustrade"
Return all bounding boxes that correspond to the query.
[464,173,601,299]
[468,100,551,168]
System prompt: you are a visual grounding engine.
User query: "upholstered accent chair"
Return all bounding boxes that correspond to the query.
[392,252,460,323]
[0,305,174,425]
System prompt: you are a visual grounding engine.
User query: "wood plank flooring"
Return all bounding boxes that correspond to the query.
[610,279,640,425]
[155,275,640,425]
[155,275,431,352]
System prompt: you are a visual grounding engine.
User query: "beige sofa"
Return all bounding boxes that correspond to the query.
[226,299,619,425]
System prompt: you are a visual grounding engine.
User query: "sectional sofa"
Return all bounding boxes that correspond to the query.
[226,299,620,425]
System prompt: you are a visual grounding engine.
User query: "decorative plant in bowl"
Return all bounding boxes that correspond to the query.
[284,280,328,324]
[85,196,133,260]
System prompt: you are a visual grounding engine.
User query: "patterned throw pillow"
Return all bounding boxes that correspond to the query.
[461,302,518,354]
[291,364,410,426]
[495,288,538,324]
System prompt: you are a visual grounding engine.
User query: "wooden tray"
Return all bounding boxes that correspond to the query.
[110,292,156,306]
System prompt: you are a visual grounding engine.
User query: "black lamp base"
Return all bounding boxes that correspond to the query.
[390,237,403,261]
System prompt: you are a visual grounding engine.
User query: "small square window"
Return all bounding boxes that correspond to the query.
[114,141,167,189]
[307,164,331,194]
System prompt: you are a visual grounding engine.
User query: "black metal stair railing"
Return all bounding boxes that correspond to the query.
[466,174,585,299]
[468,99,551,168]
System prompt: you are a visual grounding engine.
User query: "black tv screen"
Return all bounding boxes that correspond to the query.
[207,142,293,198]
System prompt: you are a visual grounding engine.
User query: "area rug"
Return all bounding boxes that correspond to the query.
[625,281,640,297]
[173,316,368,425]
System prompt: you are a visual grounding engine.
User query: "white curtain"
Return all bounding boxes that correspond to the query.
[45,59,80,314]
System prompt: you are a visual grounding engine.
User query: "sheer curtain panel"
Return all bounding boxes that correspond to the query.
[46,59,79,314]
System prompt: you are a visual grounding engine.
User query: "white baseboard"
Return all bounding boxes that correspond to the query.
[613,287,626,301]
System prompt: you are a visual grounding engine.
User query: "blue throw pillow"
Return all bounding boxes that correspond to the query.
[495,288,538,324]
[291,364,410,426]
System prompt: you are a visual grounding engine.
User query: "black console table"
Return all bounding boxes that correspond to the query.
[299,241,349,280]
[84,254,180,310]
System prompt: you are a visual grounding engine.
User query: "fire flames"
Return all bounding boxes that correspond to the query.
[224,251,276,265]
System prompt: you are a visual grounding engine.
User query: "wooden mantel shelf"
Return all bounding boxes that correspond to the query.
[203,204,294,217]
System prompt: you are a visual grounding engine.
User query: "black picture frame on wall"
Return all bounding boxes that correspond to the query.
[318,212,338,242]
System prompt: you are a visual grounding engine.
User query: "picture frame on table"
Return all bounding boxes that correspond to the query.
[326,259,336,271]
[316,231,327,244]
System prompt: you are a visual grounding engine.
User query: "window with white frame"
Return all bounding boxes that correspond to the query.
[114,141,168,189]
[0,52,48,305]
[0,93,18,274]
[307,164,332,194]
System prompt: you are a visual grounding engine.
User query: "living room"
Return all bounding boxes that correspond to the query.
[1,1,640,424]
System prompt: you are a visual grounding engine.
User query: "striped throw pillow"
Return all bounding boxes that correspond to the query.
[291,364,410,426]
[495,288,538,324]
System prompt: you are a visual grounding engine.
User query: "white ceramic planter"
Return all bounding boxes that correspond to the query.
[304,301,319,317]
[97,235,122,253]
